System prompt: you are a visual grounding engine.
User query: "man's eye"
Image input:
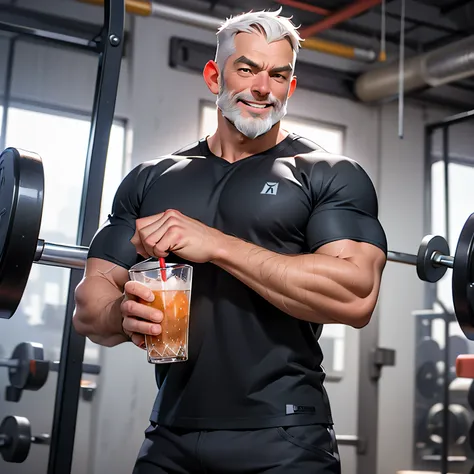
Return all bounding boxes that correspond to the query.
[273,74,286,80]
[238,68,252,74]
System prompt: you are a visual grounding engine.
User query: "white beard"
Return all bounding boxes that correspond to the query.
[216,85,288,139]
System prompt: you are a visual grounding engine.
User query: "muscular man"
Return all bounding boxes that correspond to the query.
[73,9,387,474]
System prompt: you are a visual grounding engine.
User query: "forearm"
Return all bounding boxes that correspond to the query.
[212,236,376,327]
[73,276,128,347]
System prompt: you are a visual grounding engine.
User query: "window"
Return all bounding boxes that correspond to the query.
[431,161,474,317]
[430,121,474,344]
[2,104,126,351]
[199,102,346,376]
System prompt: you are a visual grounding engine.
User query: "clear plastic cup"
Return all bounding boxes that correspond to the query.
[128,259,193,364]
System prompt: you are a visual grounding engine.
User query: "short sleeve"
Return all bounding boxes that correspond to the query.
[306,158,387,254]
[87,163,152,269]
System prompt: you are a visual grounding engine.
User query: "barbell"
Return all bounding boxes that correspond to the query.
[1,147,474,338]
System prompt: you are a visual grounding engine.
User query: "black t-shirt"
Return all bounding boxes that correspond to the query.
[88,133,388,430]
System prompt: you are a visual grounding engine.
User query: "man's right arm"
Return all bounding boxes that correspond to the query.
[73,257,130,347]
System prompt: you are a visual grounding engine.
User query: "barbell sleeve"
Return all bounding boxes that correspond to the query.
[35,240,88,270]
[50,361,101,375]
[0,358,100,375]
[388,249,453,270]
[432,252,454,269]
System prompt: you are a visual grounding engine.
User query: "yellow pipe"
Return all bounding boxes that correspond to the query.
[78,0,381,62]
[303,37,357,59]
[78,0,152,16]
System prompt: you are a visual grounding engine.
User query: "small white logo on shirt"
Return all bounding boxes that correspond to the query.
[261,182,279,195]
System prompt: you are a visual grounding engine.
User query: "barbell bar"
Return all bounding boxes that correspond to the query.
[33,240,453,273]
[1,147,474,339]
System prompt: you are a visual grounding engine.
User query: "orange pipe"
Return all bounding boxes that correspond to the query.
[299,0,382,39]
[78,0,152,16]
[274,0,330,16]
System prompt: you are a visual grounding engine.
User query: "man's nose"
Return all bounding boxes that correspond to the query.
[252,72,270,98]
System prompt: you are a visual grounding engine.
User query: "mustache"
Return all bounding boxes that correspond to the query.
[230,91,281,108]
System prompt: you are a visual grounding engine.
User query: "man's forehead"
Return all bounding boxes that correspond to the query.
[234,31,292,49]
[232,33,293,61]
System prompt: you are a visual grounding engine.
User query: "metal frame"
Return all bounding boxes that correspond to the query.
[46,1,125,472]
[0,4,102,53]
[353,107,474,474]
[0,0,124,472]
[0,37,15,151]
[417,108,474,473]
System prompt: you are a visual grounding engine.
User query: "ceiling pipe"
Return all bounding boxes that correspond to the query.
[299,0,382,39]
[77,0,378,62]
[355,35,474,102]
[273,0,331,16]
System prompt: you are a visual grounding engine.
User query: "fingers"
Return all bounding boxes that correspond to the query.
[138,210,184,257]
[123,314,162,336]
[121,298,163,323]
[121,283,163,336]
[152,227,183,258]
[124,281,155,302]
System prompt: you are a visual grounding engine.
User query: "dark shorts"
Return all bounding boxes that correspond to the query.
[133,423,341,474]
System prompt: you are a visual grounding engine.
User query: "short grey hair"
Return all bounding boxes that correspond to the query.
[215,8,302,72]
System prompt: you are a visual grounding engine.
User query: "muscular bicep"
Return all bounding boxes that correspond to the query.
[315,239,386,298]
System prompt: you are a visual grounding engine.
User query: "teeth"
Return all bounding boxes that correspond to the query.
[243,101,267,109]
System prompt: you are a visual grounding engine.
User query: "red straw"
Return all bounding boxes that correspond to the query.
[159,257,167,282]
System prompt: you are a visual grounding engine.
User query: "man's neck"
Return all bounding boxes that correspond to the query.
[207,112,289,163]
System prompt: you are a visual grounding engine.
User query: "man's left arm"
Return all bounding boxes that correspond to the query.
[210,235,386,328]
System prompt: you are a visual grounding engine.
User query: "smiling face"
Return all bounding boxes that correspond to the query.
[215,31,297,139]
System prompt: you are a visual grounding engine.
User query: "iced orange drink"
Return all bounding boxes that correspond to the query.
[128,261,193,364]
[140,289,190,362]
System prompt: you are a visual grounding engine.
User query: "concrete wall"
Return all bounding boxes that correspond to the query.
[0,1,465,473]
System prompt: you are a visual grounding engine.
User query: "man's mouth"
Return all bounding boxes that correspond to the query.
[238,100,272,109]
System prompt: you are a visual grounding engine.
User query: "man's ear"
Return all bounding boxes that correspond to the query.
[287,75,297,99]
[203,60,221,95]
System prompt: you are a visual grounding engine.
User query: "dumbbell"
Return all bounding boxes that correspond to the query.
[0,416,49,463]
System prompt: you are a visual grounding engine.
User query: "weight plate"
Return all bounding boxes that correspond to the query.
[417,361,441,399]
[427,403,470,446]
[8,342,47,391]
[0,415,31,463]
[416,235,450,283]
[0,148,44,319]
[416,338,443,399]
[453,212,474,340]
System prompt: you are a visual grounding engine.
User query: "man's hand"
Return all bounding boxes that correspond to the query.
[121,280,163,349]
[131,209,227,263]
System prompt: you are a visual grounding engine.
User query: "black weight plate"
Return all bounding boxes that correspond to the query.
[416,338,443,399]
[0,148,44,319]
[0,415,31,463]
[417,361,441,399]
[9,342,46,390]
[416,235,450,283]
[453,212,474,340]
